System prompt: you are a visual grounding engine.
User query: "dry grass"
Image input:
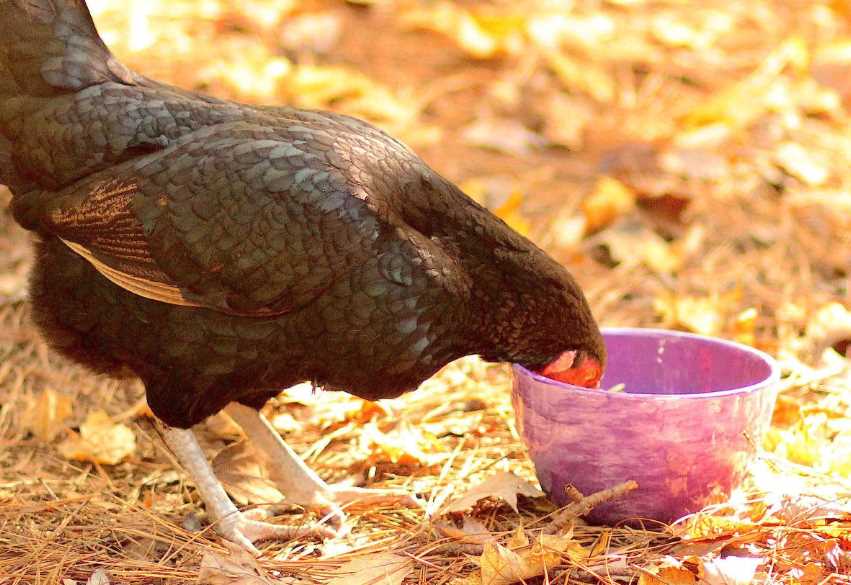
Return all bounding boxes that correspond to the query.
[1,0,851,583]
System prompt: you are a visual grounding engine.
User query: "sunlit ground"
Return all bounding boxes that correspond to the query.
[0,0,849,583]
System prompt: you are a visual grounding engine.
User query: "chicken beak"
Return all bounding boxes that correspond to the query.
[536,350,602,388]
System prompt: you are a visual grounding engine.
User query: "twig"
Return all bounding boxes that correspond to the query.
[547,481,640,532]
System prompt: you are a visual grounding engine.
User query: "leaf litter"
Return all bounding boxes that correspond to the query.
[1,0,851,583]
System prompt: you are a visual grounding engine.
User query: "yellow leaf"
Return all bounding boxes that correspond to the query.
[507,527,529,549]
[733,308,758,346]
[441,471,544,514]
[362,421,444,466]
[402,4,525,59]
[494,191,531,237]
[327,552,412,585]
[58,410,136,465]
[654,294,726,336]
[774,142,829,186]
[589,529,611,558]
[681,37,809,130]
[479,532,587,585]
[21,388,73,442]
[545,50,615,102]
[639,566,697,585]
[583,176,636,233]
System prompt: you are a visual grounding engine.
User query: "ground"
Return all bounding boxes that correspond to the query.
[0,1,850,584]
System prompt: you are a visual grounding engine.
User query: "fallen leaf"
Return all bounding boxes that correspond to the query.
[21,388,73,442]
[279,11,343,56]
[788,562,827,585]
[58,410,136,465]
[462,117,546,157]
[86,569,110,585]
[803,302,851,360]
[206,411,244,439]
[434,517,498,546]
[681,37,808,130]
[493,191,531,237]
[774,142,829,186]
[441,471,544,514]
[199,550,271,585]
[478,532,587,585]
[327,552,412,585]
[212,441,284,506]
[545,49,615,103]
[583,176,636,233]
[541,93,593,150]
[402,3,525,59]
[732,307,758,346]
[654,294,728,336]
[639,565,697,585]
[701,556,762,585]
[594,219,683,274]
[360,421,444,466]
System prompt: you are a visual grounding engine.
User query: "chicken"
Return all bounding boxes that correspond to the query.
[0,0,605,552]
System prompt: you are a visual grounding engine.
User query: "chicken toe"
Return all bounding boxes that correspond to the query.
[158,422,337,554]
[224,403,424,527]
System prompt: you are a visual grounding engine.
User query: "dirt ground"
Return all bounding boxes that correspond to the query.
[1,1,850,583]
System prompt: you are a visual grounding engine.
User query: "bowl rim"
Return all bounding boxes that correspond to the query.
[513,326,781,400]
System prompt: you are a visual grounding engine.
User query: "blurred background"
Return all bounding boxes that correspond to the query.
[0,1,850,578]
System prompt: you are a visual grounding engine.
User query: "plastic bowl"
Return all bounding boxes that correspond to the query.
[512,327,780,525]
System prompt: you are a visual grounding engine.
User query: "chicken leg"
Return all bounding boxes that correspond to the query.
[224,403,423,523]
[159,424,335,554]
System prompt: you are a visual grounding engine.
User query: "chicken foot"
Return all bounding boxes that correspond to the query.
[158,424,335,554]
[224,402,423,529]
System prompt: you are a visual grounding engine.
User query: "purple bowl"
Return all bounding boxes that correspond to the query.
[512,327,780,525]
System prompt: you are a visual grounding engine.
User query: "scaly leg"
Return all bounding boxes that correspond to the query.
[158,423,335,554]
[224,402,423,527]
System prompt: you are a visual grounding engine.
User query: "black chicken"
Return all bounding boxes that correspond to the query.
[0,0,605,552]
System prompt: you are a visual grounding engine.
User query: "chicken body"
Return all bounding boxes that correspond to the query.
[1,0,604,551]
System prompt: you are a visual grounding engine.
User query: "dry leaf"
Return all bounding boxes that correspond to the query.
[545,50,615,102]
[462,117,546,157]
[493,191,531,237]
[681,37,808,130]
[733,308,758,346]
[789,562,827,585]
[701,556,762,585]
[327,552,413,585]
[583,176,636,233]
[58,410,136,465]
[654,294,729,336]
[542,93,593,150]
[86,569,110,585]
[803,302,851,359]
[212,441,284,506]
[206,411,244,439]
[21,388,73,442]
[435,517,498,546]
[441,471,544,514]
[476,532,587,585]
[199,550,270,585]
[596,219,683,274]
[774,142,829,186]
[402,3,525,59]
[639,565,697,585]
